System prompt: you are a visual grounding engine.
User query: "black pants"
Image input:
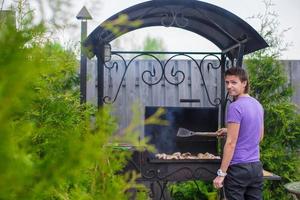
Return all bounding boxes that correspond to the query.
[224,161,263,200]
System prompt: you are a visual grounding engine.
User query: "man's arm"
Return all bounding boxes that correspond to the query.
[213,122,240,189]
[260,125,264,142]
[220,122,240,173]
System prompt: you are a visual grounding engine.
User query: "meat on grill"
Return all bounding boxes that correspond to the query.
[155,152,220,160]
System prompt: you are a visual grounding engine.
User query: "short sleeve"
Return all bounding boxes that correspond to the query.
[227,103,242,124]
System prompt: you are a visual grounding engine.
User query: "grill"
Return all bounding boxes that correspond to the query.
[124,106,222,199]
[145,106,219,155]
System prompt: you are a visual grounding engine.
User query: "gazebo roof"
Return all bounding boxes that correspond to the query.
[84,0,268,58]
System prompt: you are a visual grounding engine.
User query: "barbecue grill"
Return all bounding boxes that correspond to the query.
[122,106,281,199]
[123,106,222,199]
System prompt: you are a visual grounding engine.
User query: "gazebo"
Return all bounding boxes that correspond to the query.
[82,1,270,199]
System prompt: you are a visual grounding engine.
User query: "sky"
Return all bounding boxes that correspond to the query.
[2,0,300,59]
[74,0,300,60]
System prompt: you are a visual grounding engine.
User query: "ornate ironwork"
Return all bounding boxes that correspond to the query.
[123,142,220,199]
[142,165,216,181]
[160,7,189,28]
[94,5,191,43]
[125,151,220,200]
[103,51,222,106]
[156,181,168,200]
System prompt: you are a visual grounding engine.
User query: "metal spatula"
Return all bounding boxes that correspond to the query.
[176,127,217,137]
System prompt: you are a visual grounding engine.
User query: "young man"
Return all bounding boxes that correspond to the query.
[213,67,264,200]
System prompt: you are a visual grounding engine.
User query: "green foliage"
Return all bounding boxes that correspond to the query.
[168,181,217,200]
[143,35,166,52]
[246,56,300,200]
[245,1,300,199]
[142,35,166,60]
[0,2,148,200]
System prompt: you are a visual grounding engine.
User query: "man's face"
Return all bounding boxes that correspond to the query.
[225,75,247,97]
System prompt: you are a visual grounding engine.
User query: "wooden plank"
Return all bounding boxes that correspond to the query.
[86,59,97,105]
[190,59,202,107]
[290,60,300,107]
[160,61,167,106]
[164,60,179,107]
[138,60,148,106]
[178,60,191,107]
[207,59,219,107]
[151,60,162,106]
[125,59,137,129]
[147,60,154,106]
[200,59,208,107]
[114,60,128,130]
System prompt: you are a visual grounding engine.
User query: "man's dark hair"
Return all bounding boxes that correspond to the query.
[225,67,249,93]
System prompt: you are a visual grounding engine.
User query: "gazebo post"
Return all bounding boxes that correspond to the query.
[95,45,105,107]
[76,6,92,103]
[220,54,226,128]
[236,44,245,67]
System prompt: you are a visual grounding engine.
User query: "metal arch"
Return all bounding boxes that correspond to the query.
[84,0,268,59]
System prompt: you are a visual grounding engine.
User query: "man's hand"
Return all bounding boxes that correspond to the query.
[216,128,227,137]
[213,176,225,189]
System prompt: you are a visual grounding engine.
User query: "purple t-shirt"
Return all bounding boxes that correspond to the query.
[226,96,264,165]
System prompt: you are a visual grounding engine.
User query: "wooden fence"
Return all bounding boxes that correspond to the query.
[281,60,300,106]
[86,59,300,131]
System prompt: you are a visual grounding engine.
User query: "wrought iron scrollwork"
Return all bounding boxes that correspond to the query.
[142,166,193,180]
[198,54,222,106]
[143,168,158,179]
[194,166,217,179]
[103,52,164,104]
[157,166,194,180]
[103,51,222,106]
[142,165,217,181]
[163,54,185,85]
[94,5,190,46]
[161,8,189,28]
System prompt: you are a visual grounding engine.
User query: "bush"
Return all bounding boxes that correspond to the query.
[245,2,300,198]
[245,56,300,200]
[169,181,218,200]
[0,3,147,200]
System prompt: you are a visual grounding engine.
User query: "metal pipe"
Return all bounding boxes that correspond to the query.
[236,44,245,67]
[111,50,222,55]
[80,20,87,103]
[220,54,226,128]
[221,38,248,54]
[96,46,105,107]
[76,6,92,104]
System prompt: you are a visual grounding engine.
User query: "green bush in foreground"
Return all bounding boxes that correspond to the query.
[0,6,148,200]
